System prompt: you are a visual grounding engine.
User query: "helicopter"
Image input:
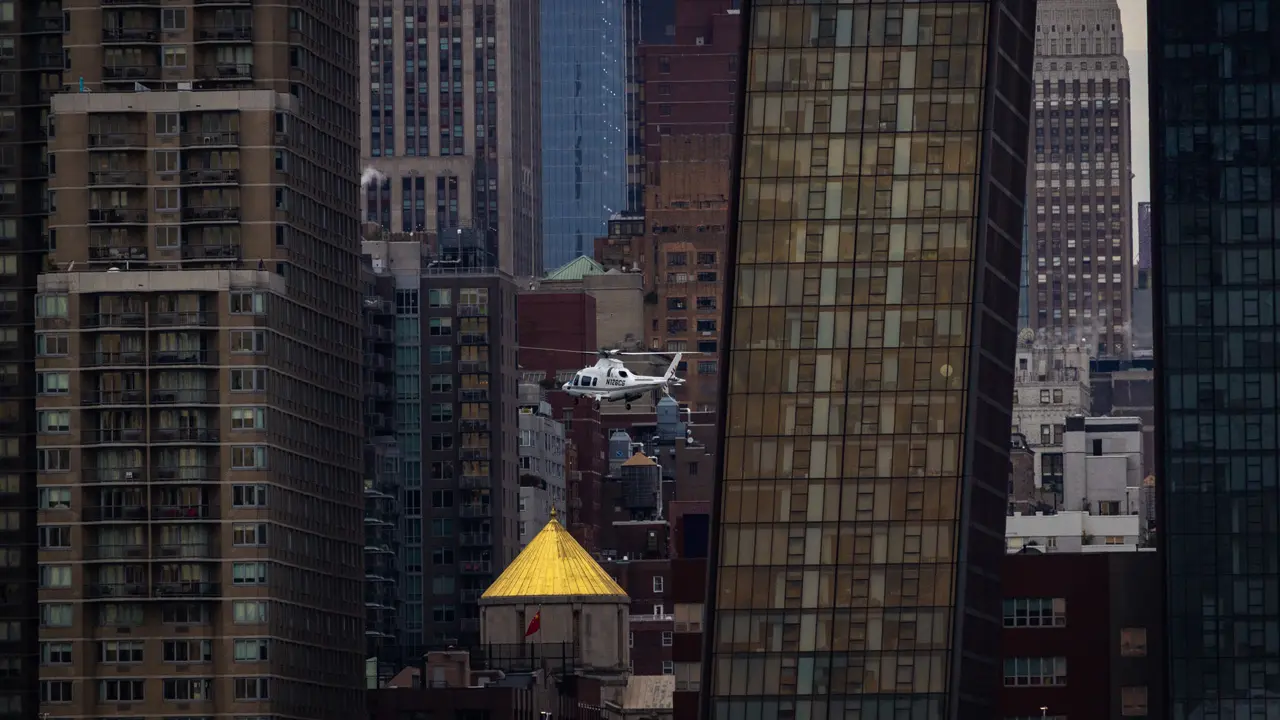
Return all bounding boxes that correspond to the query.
[523,347,699,410]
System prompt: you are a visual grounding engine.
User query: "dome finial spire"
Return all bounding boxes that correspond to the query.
[549,506,558,521]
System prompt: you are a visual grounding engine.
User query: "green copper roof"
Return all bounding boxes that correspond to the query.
[544,255,605,281]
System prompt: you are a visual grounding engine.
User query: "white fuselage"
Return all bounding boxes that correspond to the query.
[561,366,664,403]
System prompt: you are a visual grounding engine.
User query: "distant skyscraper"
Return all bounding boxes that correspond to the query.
[1150,2,1280,717]
[705,3,1037,719]
[360,0,542,277]
[1027,0,1134,356]
[541,0,628,270]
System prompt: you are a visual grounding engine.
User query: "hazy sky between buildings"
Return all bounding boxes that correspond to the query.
[1117,0,1150,257]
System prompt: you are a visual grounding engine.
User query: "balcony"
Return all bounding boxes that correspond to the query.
[459,332,489,345]
[196,26,251,41]
[154,542,216,558]
[82,506,147,522]
[82,389,147,407]
[460,589,483,603]
[87,583,147,598]
[82,313,146,329]
[81,428,146,446]
[89,170,147,186]
[102,27,160,43]
[459,475,491,490]
[103,66,160,81]
[149,311,216,328]
[150,428,219,444]
[458,504,491,519]
[460,389,489,402]
[460,419,491,432]
[84,544,147,561]
[181,206,239,223]
[459,304,488,317]
[150,388,217,405]
[195,63,253,81]
[459,561,492,576]
[36,52,63,70]
[460,448,488,461]
[459,532,492,547]
[181,168,240,185]
[82,467,145,484]
[150,349,218,366]
[80,351,146,367]
[182,241,241,261]
[29,12,64,33]
[180,131,240,147]
[459,361,489,373]
[88,132,148,150]
[88,244,148,264]
[89,208,148,225]
[151,504,214,520]
[151,466,218,483]
[153,581,220,598]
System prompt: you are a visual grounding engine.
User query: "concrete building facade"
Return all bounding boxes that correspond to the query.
[516,382,567,548]
[1013,344,1093,499]
[359,0,542,277]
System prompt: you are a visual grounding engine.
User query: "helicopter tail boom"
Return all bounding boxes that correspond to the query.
[663,352,683,382]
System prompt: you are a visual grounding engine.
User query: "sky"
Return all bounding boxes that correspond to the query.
[1117,0,1150,252]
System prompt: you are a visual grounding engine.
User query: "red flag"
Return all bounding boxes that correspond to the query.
[524,609,541,637]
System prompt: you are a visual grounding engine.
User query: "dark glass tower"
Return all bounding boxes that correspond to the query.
[704,2,1036,719]
[1150,1,1280,716]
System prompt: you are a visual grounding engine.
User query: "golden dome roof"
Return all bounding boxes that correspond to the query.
[481,510,627,600]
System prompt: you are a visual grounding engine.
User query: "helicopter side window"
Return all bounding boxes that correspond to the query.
[573,375,581,386]
[618,371,629,378]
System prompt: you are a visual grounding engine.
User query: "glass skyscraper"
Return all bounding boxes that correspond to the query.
[704,2,1036,719]
[1150,1,1280,717]
[541,0,629,270]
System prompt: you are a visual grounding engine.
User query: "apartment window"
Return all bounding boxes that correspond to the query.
[1120,627,1148,657]
[38,449,70,471]
[35,293,68,318]
[38,526,71,549]
[234,678,270,701]
[231,446,267,469]
[662,661,674,675]
[40,642,72,665]
[0,256,15,275]
[232,484,267,507]
[1002,598,1066,627]
[429,345,453,364]
[40,603,71,628]
[38,410,70,433]
[162,46,187,67]
[37,371,69,394]
[429,317,452,336]
[653,576,664,593]
[100,604,143,626]
[38,487,71,509]
[98,679,144,702]
[1052,388,1064,403]
[230,291,267,314]
[428,288,452,307]
[661,631,673,647]
[37,334,68,356]
[233,600,268,624]
[1039,389,1050,404]
[231,562,267,585]
[163,603,208,624]
[430,374,453,393]
[161,7,186,29]
[232,523,268,546]
[41,681,73,703]
[1002,657,1067,686]
[39,565,71,588]
[234,639,269,662]
[1121,686,1148,716]
[162,678,211,701]
[430,403,453,423]
[430,518,453,537]
[100,640,143,663]
[156,225,179,248]
[230,368,266,391]
[230,330,266,353]
[154,149,179,173]
[231,407,265,430]
[0,621,18,640]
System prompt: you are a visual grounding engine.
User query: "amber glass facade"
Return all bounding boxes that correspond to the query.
[705,2,1036,719]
